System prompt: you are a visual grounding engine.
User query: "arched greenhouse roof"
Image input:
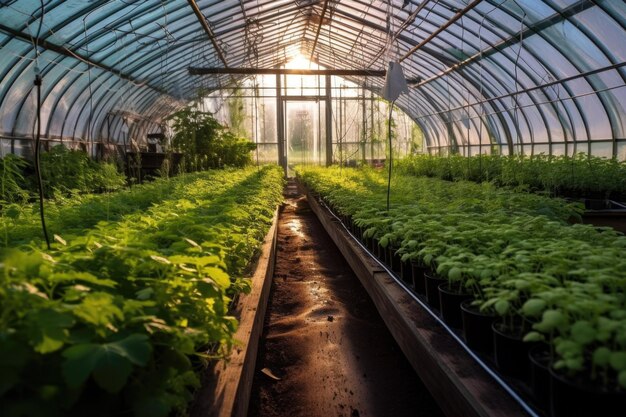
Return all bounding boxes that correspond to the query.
[0,0,624,157]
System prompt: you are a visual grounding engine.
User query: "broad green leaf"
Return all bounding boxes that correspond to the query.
[521,299,546,317]
[205,267,230,289]
[570,321,596,345]
[609,352,626,371]
[108,334,152,366]
[523,331,544,342]
[593,347,611,366]
[62,344,102,387]
[494,300,510,316]
[73,292,123,328]
[27,309,75,354]
[92,350,132,393]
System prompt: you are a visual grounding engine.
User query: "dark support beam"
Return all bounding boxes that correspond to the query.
[186,0,229,68]
[399,0,483,63]
[309,0,331,63]
[189,67,386,76]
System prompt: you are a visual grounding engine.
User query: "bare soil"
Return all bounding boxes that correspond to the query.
[248,184,443,417]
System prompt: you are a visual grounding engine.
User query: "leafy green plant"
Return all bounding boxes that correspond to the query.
[167,106,256,171]
[297,165,626,390]
[0,165,284,416]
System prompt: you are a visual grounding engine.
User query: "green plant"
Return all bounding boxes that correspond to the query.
[297,165,626,390]
[167,106,256,171]
[0,166,284,416]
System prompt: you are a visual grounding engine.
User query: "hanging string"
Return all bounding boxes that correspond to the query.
[33,0,50,250]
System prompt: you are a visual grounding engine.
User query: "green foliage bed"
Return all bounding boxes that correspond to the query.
[297,165,626,391]
[0,166,284,417]
[396,153,626,200]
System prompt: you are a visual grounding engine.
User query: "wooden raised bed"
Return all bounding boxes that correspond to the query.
[191,208,279,417]
[299,182,530,417]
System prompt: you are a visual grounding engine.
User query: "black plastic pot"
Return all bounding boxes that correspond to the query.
[376,242,388,263]
[550,368,626,417]
[528,344,551,413]
[411,263,427,294]
[366,236,376,253]
[387,246,402,274]
[400,260,412,285]
[438,283,472,329]
[460,300,495,355]
[424,272,445,310]
[492,322,535,381]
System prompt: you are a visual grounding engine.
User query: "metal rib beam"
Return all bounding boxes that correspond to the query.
[186,0,229,67]
[188,67,386,76]
[399,0,483,63]
[309,0,331,62]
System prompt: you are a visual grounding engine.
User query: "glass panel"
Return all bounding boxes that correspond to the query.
[285,100,325,175]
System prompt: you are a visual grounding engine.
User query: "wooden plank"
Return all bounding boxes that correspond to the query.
[301,183,529,417]
[191,208,279,417]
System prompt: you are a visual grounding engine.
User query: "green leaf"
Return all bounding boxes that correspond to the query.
[62,344,102,388]
[570,321,596,345]
[92,350,132,393]
[521,299,546,317]
[609,352,626,371]
[536,309,566,332]
[523,331,545,342]
[494,300,510,316]
[108,334,152,366]
[27,309,75,354]
[593,347,611,366]
[205,267,230,289]
[448,267,462,281]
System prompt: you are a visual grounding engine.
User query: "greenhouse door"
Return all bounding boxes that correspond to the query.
[283,100,326,176]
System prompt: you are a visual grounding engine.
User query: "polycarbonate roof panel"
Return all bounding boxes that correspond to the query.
[0,0,624,154]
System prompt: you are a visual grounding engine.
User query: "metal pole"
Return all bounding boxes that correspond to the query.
[325,74,333,166]
[276,73,286,175]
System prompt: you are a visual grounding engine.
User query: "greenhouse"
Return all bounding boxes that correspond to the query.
[0,1,625,417]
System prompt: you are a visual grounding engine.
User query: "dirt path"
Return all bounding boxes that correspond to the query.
[248,184,443,417]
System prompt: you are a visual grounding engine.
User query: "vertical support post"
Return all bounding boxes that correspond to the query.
[325,74,332,166]
[276,73,286,176]
[361,87,367,162]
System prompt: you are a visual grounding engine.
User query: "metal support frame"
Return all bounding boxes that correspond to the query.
[325,75,333,166]
[309,0,331,63]
[186,0,229,67]
[399,0,483,63]
[189,67,385,76]
[0,23,170,96]
[276,73,286,175]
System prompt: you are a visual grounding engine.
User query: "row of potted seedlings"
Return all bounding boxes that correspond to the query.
[297,166,626,417]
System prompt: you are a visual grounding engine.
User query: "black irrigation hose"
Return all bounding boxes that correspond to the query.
[34,73,51,250]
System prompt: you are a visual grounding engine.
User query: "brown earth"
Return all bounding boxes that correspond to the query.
[247,183,443,417]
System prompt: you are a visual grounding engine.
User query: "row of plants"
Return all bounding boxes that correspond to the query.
[1,145,126,204]
[296,165,626,415]
[395,153,626,201]
[0,165,285,417]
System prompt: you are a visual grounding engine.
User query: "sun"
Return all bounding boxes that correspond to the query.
[286,53,313,69]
